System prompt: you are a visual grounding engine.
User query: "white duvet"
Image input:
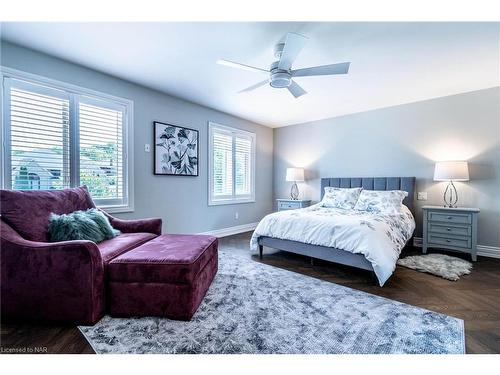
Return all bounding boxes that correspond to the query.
[250,204,415,286]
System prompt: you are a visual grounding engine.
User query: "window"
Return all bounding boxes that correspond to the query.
[208,122,255,205]
[1,68,133,212]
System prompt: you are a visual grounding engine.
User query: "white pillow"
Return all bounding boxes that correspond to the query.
[320,187,363,209]
[354,190,408,215]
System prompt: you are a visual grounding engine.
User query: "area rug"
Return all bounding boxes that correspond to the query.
[79,249,465,354]
[397,253,473,281]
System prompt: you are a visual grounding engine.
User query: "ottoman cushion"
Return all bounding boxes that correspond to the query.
[98,232,157,263]
[108,234,217,283]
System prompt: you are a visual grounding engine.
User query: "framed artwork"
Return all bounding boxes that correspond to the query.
[154,121,199,176]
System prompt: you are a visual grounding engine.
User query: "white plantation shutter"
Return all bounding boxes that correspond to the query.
[78,99,125,204]
[209,122,255,205]
[212,130,233,197]
[3,74,132,211]
[7,81,71,190]
[235,135,252,196]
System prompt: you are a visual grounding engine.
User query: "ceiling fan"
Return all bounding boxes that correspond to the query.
[217,32,350,98]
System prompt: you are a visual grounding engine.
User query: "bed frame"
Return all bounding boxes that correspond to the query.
[257,177,416,275]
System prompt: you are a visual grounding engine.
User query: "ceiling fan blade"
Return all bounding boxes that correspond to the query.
[292,62,350,77]
[287,80,307,98]
[238,80,269,93]
[278,33,308,71]
[217,59,268,74]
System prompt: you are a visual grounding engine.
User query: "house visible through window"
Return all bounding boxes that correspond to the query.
[208,122,255,205]
[2,72,133,212]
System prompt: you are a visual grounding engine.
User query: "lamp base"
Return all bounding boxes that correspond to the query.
[290,182,299,200]
[443,181,459,208]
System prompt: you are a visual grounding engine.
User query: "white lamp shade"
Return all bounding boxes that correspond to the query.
[286,167,304,182]
[434,161,469,181]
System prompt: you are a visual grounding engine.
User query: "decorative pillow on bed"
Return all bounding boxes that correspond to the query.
[320,187,363,209]
[353,190,408,215]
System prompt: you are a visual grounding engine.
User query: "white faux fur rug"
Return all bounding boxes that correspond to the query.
[397,254,473,281]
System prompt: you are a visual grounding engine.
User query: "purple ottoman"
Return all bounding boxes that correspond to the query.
[107,234,218,321]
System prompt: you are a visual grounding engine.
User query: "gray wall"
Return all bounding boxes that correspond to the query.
[274,87,500,248]
[0,42,274,234]
[3,41,499,247]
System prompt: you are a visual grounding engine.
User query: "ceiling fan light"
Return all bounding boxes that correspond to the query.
[270,72,292,88]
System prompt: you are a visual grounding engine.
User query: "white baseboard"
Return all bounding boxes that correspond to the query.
[199,222,258,238]
[412,236,500,259]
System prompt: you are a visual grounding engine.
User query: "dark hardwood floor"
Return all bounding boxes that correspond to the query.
[2,231,499,354]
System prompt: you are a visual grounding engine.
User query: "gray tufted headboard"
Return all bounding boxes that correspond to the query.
[320,177,416,214]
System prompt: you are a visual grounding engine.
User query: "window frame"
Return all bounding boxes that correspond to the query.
[208,121,256,206]
[1,66,134,213]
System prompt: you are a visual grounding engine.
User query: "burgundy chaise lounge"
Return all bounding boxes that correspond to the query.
[0,186,218,325]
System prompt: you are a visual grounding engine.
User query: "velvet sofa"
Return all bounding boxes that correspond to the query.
[0,186,162,325]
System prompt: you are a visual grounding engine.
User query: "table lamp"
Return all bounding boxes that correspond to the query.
[433,161,469,208]
[286,168,304,200]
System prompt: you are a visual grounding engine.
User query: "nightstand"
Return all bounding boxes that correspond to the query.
[277,199,311,211]
[422,205,480,261]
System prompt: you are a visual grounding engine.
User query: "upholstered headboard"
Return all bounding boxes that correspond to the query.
[320,177,416,213]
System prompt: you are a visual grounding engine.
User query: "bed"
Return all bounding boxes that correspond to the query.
[252,177,416,286]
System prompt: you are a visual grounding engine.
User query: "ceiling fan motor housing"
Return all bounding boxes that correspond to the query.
[269,61,291,88]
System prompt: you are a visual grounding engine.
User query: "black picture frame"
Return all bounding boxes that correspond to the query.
[153,121,199,176]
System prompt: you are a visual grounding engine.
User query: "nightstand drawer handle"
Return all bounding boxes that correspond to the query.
[446,228,451,231]
[446,239,451,243]
[447,216,453,219]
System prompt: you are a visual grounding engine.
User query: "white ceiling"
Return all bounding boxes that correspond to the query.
[1,22,499,127]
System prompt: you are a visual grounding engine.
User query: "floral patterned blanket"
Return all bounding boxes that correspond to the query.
[250,204,415,286]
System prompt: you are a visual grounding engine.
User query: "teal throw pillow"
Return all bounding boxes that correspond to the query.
[48,208,120,243]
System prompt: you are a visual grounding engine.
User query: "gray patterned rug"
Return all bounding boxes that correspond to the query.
[79,249,465,354]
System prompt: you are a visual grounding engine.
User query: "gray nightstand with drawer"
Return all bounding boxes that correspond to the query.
[277,199,311,211]
[422,205,480,261]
